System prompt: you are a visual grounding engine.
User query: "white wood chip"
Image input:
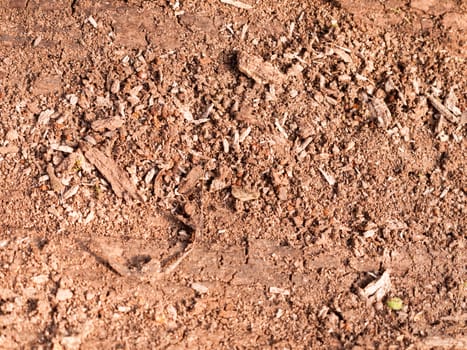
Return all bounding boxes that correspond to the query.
[269,286,290,296]
[37,109,55,125]
[275,119,288,139]
[191,282,209,294]
[361,270,391,302]
[87,15,98,28]
[144,168,157,184]
[220,0,253,10]
[222,138,230,153]
[239,126,251,143]
[63,185,79,200]
[50,144,74,153]
[295,136,313,154]
[84,211,95,224]
[319,167,336,186]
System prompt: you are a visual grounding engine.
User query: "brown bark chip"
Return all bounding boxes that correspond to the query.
[82,145,143,201]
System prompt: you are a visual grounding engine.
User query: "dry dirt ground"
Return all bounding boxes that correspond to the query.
[0,0,466,349]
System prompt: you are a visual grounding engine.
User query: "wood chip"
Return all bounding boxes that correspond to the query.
[368,97,392,128]
[63,185,79,200]
[360,270,391,302]
[82,145,143,201]
[427,94,459,124]
[319,167,336,186]
[0,145,19,155]
[191,282,209,294]
[444,88,462,116]
[237,52,285,85]
[231,185,260,201]
[421,336,467,349]
[47,163,64,193]
[269,286,290,296]
[333,47,352,63]
[220,0,253,10]
[178,165,203,195]
[50,144,74,153]
[91,116,124,132]
[37,109,55,125]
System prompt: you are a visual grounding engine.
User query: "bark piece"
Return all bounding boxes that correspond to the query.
[179,165,203,194]
[46,163,64,193]
[83,145,143,201]
[368,97,392,128]
[0,145,19,155]
[231,185,260,201]
[91,116,124,132]
[237,52,285,85]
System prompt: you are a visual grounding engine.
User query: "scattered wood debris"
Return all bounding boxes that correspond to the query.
[359,270,391,302]
[237,52,285,85]
[220,0,253,10]
[427,94,459,124]
[91,116,124,132]
[82,144,143,201]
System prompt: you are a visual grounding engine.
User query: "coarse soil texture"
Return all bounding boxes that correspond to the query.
[0,0,466,349]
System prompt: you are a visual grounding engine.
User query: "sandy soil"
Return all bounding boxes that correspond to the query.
[0,0,466,348]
